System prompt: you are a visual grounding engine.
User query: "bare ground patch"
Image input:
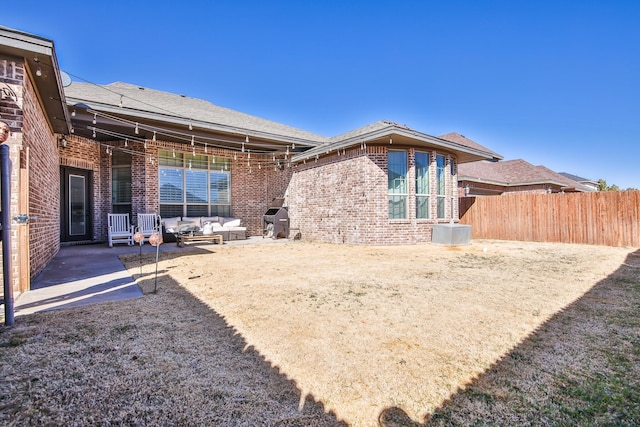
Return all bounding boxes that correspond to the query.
[1,240,639,426]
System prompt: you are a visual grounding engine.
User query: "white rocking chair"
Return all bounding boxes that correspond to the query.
[137,213,161,243]
[107,213,134,247]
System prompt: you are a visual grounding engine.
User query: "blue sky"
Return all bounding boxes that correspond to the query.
[7,1,640,188]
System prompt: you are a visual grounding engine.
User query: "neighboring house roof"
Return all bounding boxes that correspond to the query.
[0,26,70,134]
[559,172,599,189]
[293,121,503,164]
[64,81,326,151]
[459,159,593,192]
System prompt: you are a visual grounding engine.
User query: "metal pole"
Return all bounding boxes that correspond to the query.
[1,144,14,326]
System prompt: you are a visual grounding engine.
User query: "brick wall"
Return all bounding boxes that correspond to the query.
[23,70,61,278]
[287,146,459,245]
[59,135,102,239]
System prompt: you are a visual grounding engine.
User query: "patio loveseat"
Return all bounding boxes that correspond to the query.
[161,216,247,243]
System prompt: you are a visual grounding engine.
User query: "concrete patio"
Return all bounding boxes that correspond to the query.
[14,236,287,316]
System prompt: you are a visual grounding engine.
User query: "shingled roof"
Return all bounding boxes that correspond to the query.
[459,159,594,192]
[293,122,502,163]
[65,81,502,162]
[438,132,501,159]
[65,81,327,147]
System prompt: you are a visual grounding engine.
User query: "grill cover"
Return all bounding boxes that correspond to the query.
[262,206,289,239]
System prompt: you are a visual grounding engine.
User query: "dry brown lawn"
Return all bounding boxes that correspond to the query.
[1,239,639,426]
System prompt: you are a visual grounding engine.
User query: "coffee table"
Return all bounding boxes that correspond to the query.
[177,233,223,247]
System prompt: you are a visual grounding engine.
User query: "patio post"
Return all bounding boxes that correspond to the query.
[1,143,14,326]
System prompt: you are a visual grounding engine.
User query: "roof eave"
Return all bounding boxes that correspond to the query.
[292,125,502,163]
[0,27,70,134]
[66,97,319,148]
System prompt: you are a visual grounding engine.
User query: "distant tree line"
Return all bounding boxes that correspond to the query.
[597,179,638,192]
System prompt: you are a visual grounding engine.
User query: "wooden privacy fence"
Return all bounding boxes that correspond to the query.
[459,190,640,247]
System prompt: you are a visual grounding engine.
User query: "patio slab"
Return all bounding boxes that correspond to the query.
[14,237,289,316]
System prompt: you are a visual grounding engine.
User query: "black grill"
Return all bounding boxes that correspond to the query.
[262,202,289,239]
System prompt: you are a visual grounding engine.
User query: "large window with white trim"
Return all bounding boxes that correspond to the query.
[436,154,446,218]
[159,150,230,217]
[415,151,430,219]
[388,150,408,219]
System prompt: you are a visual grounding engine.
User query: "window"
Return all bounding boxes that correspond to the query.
[415,151,430,219]
[158,151,231,217]
[111,151,131,216]
[388,150,407,219]
[436,154,446,218]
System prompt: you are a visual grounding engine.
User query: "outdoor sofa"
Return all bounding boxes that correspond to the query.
[161,216,247,243]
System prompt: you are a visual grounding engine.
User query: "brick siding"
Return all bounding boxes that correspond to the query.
[286,146,459,245]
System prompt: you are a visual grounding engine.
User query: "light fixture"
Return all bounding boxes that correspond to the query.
[152,131,156,142]
[390,137,393,144]
[191,135,195,146]
[189,122,193,131]
[71,109,76,117]
[124,138,128,147]
[34,58,42,77]
[92,113,97,124]
[92,127,96,138]
[204,143,207,153]
[144,140,147,149]
[135,122,139,134]
[119,95,123,108]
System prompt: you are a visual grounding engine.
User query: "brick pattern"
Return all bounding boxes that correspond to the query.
[231,152,293,236]
[59,135,101,239]
[22,66,60,279]
[286,146,459,245]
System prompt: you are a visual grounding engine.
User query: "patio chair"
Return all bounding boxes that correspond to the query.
[137,213,161,243]
[107,213,134,247]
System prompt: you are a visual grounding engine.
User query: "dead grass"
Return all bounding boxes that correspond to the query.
[1,240,639,426]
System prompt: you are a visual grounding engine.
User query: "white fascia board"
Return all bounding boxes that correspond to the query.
[0,32,53,57]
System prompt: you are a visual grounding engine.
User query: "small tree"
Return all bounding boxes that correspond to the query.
[598,179,627,192]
